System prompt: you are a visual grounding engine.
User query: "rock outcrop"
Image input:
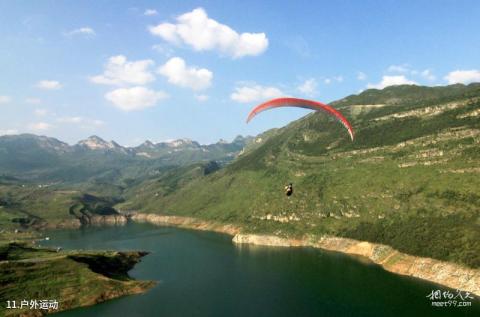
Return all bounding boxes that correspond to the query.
[130,213,240,236]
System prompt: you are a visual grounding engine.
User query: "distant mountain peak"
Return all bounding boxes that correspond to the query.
[167,138,198,147]
[77,135,119,150]
[142,140,155,148]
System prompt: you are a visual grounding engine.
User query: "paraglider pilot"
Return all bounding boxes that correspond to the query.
[285,183,293,196]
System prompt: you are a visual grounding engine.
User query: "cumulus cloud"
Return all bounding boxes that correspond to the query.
[444,69,480,84]
[195,94,209,102]
[323,76,343,84]
[357,72,367,81]
[37,80,62,90]
[90,55,155,86]
[421,69,436,81]
[367,75,417,89]
[149,8,268,58]
[144,9,158,16]
[65,27,96,37]
[158,57,212,91]
[387,64,437,82]
[105,86,168,111]
[29,122,52,131]
[0,95,11,104]
[387,64,410,73]
[297,78,317,96]
[230,84,283,103]
[0,129,18,136]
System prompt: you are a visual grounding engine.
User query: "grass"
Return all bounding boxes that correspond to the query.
[120,83,480,268]
[0,243,155,316]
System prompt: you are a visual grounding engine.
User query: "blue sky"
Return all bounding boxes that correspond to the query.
[1,0,479,145]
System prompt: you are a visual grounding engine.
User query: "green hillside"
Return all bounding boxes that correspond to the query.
[0,243,154,316]
[120,83,480,268]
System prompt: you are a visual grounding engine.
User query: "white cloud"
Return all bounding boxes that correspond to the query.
[37,80,62,90]
[0,129,18,135]
[421,69,436,81]
[357,72,367,81]
[0,95,11,104]
[91,55,155,86]
[297,78,317,96]
[34,109,48,116]
[323,76,342,84]
[367,75,417,89]
[195,94,209,102]
[230,84,283,103]
[144,9,158,16]
[29,122,52,131]
[25,97,41,104]
[152,44,174,56]
[387,64,437,82]
[57,116,105,128]
[444,69,480,84]
[105,86,168,111]
[149,8,268,58]
[387,64,410,73]
[65,27,96,37]
[56,116,83,124]
[158,57,212,91]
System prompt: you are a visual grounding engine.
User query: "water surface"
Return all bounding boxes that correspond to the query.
[41,223,477,317]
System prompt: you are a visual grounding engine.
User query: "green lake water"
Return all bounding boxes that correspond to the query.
[41,223,478,317]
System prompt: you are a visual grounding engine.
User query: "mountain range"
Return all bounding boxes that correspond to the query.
[0,134,253,183]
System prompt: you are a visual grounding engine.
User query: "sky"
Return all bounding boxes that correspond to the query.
[1,0,479,146]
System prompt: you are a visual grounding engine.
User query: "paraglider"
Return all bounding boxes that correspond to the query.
[246,97,355,141]
[285,183,293,196]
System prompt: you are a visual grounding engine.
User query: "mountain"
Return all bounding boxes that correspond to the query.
[0,134,252,184]
[120,83,480,268]
[76,135,129,152]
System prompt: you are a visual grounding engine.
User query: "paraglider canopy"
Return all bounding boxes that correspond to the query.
[246,97,354,141]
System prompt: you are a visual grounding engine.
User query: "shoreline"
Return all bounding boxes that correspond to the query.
[0,244,155,317]
[129,213,480,296]
[18,212,479,297]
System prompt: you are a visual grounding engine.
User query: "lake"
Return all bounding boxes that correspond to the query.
[41,223,477,317]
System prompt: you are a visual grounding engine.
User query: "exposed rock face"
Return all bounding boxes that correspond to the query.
[130,213,240,236]
[88,215,128,226]
[232,234,480,296]
[76,135,121,151]
[38,215,128,230]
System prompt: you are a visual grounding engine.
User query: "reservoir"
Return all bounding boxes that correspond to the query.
[42,223,477,317]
